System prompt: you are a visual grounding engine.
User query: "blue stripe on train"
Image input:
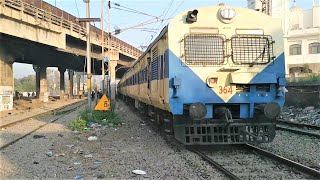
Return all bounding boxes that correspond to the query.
[167,49,224,115]
[228,53,286,118]
[168,49,286,119]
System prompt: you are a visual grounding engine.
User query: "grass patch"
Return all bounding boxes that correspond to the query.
[287,74,320,86]
[69,108,122,131]
[69,117,87,131]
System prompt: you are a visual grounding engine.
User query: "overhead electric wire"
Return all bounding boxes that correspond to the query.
[111,2,161,19]
[74,0,80,17]
[112,7,157,17]
[142,0,175,47]
[112,17,170,34]
[152,0,185,43]
[163,0,185,26]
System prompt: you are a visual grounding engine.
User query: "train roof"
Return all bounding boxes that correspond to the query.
[121,25,168,78]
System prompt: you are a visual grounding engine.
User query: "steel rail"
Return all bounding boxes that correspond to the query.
[277,120,320,130]
[0,102,86,150]
[187,147,240,180]
[0,100,86,129]
[276,125,320,138]
[246,144,320,178]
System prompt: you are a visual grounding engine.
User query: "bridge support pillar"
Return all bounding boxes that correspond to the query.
[33,65,40,98]
[0,46,14,111]
[76,74,81,96]
[39,66,48,102]
[68,69,74,99]
[58,67,66,100]
[108,50,119,101]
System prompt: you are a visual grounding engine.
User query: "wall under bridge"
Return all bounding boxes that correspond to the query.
[285,85,320,108]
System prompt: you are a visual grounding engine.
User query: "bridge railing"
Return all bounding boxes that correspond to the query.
[0,0,142,59]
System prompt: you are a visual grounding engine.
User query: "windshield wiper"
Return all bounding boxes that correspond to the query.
[249,44,268,67]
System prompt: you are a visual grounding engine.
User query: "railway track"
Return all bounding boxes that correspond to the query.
[188,144,320,180]
[0,100,86,129]
[127,99,320,179]
[276,120,320,138]
[0,101,86,150]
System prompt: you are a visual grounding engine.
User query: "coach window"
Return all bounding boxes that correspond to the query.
[289,44,301,55]
[309,42,320,54]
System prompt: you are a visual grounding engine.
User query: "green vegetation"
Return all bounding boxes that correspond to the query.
[69,117,87,131]
[69,108,122,131]
[14,75,36,92]
[287,74,320,85]
[302,64,310,73]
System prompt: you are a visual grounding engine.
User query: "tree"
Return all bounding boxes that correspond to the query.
[14,75,36,92]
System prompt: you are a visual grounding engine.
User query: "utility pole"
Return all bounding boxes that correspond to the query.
[85,0,92,109]
[77,1,101,109]
[101,0,105,94]
[107,0,111,99]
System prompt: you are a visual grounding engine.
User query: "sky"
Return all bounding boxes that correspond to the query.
[13,0,315,78]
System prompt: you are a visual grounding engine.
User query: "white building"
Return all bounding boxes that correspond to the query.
[247,0,320,74]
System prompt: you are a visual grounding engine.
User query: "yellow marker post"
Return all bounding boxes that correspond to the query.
[94,94,110,111]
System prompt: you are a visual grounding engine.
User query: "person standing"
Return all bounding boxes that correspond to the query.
[79,90,83,99]
[91,90,95,101]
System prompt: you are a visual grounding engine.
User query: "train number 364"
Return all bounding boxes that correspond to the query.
[218,86,233,94]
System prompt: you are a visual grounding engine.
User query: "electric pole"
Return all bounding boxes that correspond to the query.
[101,0,105,94]
[85,0,92,109]
[77,1,101,110]
[108,0,111,99]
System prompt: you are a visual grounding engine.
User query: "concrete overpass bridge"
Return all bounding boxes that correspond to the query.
[0,0,142,111]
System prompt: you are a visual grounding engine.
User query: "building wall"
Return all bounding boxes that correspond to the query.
[248,0,320,74]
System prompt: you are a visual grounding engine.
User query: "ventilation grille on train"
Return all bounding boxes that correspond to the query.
[231,35,274,65]
[183,34,225,66]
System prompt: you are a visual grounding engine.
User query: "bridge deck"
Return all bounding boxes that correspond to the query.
[0,0,142,60]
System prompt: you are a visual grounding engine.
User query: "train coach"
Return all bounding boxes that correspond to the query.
[118,4,287,145]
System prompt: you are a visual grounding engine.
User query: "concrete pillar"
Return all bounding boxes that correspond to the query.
[68,69,74,99]
[108,50,119,101]
[39,66,48,102]
[0,46,14,111]
[33,65,40,98]
[76,74,81,95]
[58,67,66,100]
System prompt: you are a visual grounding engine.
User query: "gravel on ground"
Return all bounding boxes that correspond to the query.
[205,147,312,180]
[0,100,227,179]
[257,130,320,169]
[279,106,320,126]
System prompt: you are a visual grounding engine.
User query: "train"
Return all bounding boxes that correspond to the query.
[118,4,286,145]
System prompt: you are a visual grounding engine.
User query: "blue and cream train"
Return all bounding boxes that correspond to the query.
[118,4,286,145]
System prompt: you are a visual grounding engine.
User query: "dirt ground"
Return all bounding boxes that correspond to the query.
[0,97,83,128]
[0,100,226,179]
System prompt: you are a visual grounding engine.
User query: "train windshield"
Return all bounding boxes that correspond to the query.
[183,34,225,66]
[231,35,274,66]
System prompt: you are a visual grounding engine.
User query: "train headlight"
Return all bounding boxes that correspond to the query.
[186,9,198,23]
[218,7,236,24]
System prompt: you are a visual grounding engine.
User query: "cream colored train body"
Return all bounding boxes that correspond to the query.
[118,5,286,145]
